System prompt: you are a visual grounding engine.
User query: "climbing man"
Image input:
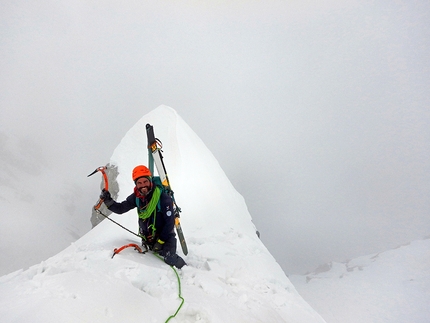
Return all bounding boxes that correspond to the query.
[100,165,186,269]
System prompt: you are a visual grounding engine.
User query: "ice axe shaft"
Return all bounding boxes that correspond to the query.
[88,166,109,210]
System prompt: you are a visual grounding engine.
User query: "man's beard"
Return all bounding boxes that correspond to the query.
[139,185,151,195]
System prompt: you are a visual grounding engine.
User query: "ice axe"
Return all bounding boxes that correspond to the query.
[87,165,109,210]
[87,165,150,253]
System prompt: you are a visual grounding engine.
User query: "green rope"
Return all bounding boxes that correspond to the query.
[137,186,161,219]
[136,186,161,238]
[154,254,185,323]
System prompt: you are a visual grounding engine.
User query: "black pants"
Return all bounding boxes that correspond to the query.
[139,224,186,269]
[160,235,186,269]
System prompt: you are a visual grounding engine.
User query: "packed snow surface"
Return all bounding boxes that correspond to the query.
[290,238,430,323]
[0,106,325,323]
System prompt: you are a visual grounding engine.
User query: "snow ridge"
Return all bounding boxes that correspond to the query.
[0,106,325,323]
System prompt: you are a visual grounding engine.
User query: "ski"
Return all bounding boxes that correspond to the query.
[146,123,188,255]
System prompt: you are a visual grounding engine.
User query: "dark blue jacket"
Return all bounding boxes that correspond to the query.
[107,190,175,242]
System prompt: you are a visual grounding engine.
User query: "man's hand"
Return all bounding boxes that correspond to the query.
[100,189,114,207]
[100,189,111,200]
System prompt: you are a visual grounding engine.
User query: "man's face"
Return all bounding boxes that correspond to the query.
[136,177,152,196]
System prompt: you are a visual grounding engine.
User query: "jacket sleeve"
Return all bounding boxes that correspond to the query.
[107,193,136,214]
[158,193,175,242]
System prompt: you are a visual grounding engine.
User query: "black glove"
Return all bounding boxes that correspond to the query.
[100,189,114,207]
[153,239,165,253]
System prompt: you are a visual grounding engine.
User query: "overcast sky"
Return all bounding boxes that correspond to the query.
[1,0,429,274]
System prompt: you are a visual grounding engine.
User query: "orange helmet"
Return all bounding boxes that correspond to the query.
[132,165,152,182]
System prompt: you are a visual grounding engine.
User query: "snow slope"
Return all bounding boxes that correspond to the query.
[0,106,325,323]
[290,238,430,323]
[0,133,91,276]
